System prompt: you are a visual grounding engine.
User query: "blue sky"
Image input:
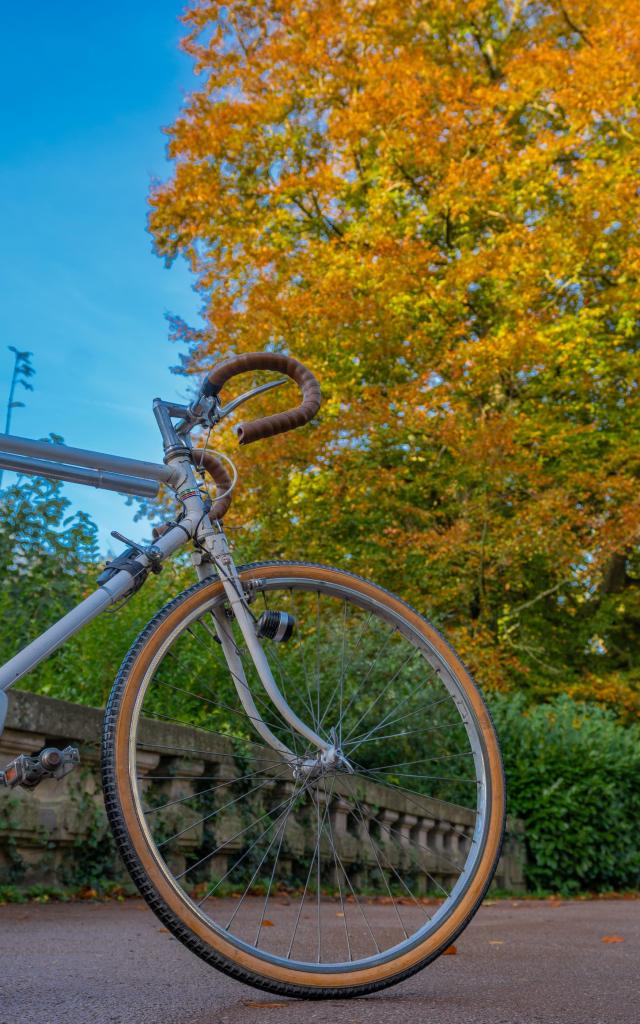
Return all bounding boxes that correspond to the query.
[0,2,203,551]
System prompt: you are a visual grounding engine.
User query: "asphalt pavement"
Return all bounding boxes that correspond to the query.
[0,897,637,1024]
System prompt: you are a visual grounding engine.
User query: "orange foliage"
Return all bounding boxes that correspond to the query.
[150,2,640,708]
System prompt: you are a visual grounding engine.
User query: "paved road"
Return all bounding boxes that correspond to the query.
[0,898,637,1024]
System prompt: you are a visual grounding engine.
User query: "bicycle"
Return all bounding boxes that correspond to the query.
[0,351,505,999]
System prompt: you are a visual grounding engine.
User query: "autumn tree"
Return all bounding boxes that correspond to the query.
[150,0,640,715]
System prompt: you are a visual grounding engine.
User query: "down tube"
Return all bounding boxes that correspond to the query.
[0,525,190,694]
[0,584,127,693]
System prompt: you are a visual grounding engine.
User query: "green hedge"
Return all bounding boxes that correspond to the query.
[490,693,640,894]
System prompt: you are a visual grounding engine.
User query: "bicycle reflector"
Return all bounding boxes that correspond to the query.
[255,610,295,643]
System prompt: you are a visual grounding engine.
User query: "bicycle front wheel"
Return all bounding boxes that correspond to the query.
[102,561,505,998]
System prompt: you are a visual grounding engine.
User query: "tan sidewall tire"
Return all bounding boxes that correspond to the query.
[104,563,505,995]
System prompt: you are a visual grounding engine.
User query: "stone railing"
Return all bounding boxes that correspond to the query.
[0,690,525,892]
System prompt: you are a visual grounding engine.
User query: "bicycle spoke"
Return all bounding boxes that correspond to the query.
[158,767,290,850]
[315,592,321,728]
[340,788,453,896]
[343,783,409,939]
[331,609,374,735]
[187,616,306,756]
[175,781,302,882]
[316,598,348,737]
[285,782,333,960]
[352,766,479,845]
[320,775,352,962]
[143,766,278,816]
[333,628,396,739]
[306,784,381,956]
[364,750,474,772]
[343,777,432,921]
[315,777,322,962]
[341,642,420,744]
[290,588,323,729]
[346,721,471,752]
[196,804,298,907]
[350,692,454,750]
[152,675,302,738]
[226,779,307,934]
[254,786,301,947]
[120,570,496,978]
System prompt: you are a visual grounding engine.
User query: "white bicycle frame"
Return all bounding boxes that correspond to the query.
[0,395,330,767]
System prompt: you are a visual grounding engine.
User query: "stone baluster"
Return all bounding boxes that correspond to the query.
[355,802,372,844]
[459,828,473,857]
[136,750,161,778]
[330,796,351,839]
[431,819,447,856]
[411,816,435,870]
[379,808,399,841]
[443,822,459,857]
[453,826,469,860]
[398,813,418,848]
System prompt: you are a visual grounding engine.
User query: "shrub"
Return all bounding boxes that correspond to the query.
[490,694,640,894]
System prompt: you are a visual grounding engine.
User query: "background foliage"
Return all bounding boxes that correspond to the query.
[491,694,640,892]
[149,0,640,715]
[3,1,639,893]
[2,478,638,891]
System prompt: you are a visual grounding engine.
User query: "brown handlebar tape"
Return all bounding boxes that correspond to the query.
[206,352,322,445]
[151,449,232,540]
[191,449,233,519]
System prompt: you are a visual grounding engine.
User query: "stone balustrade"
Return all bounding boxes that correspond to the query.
[0,690,525,892]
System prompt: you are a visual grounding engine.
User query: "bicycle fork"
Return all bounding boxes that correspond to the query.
[198,527,333,771]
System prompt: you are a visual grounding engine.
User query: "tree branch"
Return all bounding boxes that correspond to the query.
[393,161,430,201]
[471,30,502,81]
[511,579,566,615]
[558,3,592,47]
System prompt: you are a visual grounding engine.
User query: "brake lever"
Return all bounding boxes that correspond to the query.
[217,378,287,420]
[177,377,287,435]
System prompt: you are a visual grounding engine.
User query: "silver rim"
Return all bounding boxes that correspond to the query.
[127,571,492,974]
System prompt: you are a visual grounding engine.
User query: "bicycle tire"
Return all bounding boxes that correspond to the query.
[102,561,505,998]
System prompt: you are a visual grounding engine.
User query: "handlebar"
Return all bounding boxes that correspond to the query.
[201,352,322,446]
[191,449,233,519]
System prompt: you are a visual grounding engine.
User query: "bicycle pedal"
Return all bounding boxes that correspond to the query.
[0,745,80,790]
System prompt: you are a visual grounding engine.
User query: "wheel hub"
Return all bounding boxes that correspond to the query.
[291,738,354,783]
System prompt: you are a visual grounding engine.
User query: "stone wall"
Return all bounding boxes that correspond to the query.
[0,690,525,892]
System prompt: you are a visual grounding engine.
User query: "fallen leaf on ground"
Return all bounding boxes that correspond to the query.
[261,919,274,927]
[336,911,345,917]
[158,927,169,933]
[489,940,504,945]
[483,900,496,906]
[443,944,457,955]
[601,935,624,943]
